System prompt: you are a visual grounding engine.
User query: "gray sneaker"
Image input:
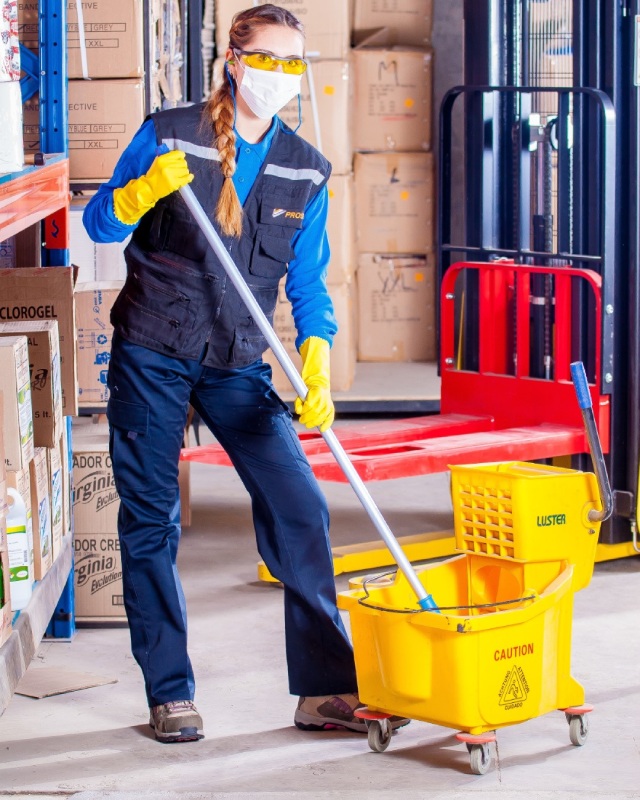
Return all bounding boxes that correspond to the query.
[294,693,410,733]
[149,700,204,743]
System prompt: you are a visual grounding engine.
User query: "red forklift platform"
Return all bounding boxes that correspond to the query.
[181,260,635,573]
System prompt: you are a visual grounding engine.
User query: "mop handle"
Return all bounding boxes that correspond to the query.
[570,361,613,523]
[168,165,436,609]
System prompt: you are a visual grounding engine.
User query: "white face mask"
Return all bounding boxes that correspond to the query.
[237,63,302,119]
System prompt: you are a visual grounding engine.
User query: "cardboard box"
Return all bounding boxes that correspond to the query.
[15,0,37,50]
[353,152,434,254]
[214,0,350,60]
[48,436,63,560]
[534,49,574,115]
[352,47,433,152]
[6,465,34,585]
[75,281,122,407]
[72,428,119,534]
[280,59,352,175]
[30,447,52,580]
[23,81,145,181]
[0,237,16,268]
[263,281,356,393]
[68,79,145,181]
[74,530,125,620]
[357,253,436,361]
[0,228,41,269]
[72,421,125,620]
[0,321,63,448]
[0,267,78,415]
[353,0,434,48]
[70,198,129,282]
[0,336,34,471]
[67,0,144,79]
[326,174,356,285]
[18,0,144,79]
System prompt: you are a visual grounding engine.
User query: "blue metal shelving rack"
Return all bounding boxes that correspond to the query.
[3,0,75,656]
[20,0,70,267]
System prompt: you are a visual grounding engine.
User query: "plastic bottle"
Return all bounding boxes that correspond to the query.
[6,487,32,611]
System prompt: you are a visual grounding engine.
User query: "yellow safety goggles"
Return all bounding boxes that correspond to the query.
[233,48,307,75]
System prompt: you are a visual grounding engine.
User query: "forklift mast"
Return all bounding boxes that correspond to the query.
[447,0,639,546]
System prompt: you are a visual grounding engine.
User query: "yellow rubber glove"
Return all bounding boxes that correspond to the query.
[294,336,335,432]
[113,149,194,225]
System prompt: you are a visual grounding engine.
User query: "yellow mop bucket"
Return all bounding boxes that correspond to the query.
[339,463,601,732]
[338,363,612,773]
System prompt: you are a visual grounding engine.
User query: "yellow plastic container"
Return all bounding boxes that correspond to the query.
[338,461,603,735]
[451,461,602,592]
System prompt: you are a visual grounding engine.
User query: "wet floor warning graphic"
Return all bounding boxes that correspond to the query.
[498,665,530,710]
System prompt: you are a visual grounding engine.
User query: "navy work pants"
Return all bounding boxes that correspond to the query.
[107,333,357,707]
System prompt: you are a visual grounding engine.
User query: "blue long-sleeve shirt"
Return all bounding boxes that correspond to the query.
[83,116,337,350]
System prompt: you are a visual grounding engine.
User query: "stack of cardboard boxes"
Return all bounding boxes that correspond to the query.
[58,0,437,406]
[19,0,146,183]
[212,0,437,390]
[0,267,78,627]
[240,0,358,392]
[71,282,125,621]
[352,0,436,363]
[70,416,191,623]
[71,418,125,622]
[0,267,129,624]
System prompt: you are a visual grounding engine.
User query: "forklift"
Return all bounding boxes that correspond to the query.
[182,0,640,572]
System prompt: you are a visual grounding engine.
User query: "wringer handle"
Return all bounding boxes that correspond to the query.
[570,362,612,523]
[164,150,437,611]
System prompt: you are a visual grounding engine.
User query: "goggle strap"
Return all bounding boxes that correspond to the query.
[223,61,238,130]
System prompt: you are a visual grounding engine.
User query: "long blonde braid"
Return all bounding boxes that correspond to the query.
[207,77,242,238]
[205,4,305,239]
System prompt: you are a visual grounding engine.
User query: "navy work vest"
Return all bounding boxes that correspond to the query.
[110,102,331,369]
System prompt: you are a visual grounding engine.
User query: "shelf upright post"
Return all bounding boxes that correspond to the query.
[39,0,75,639]
[39,0,69,268]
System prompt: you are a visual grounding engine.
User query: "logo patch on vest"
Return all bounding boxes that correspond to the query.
[272,208,304,220]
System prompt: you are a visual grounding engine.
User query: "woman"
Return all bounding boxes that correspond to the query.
[84,4,407,744]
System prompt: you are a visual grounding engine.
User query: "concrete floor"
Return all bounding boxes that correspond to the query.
[1,423,639,800]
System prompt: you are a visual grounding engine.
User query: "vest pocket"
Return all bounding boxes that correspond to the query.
[229,322,267,367]
[250,232,292,279]
[151,204,208,262]
[259,184,310,228]
[113,270,196,351]
[251,284,279,317]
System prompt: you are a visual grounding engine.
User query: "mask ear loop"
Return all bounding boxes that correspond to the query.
[283,93,303,135]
